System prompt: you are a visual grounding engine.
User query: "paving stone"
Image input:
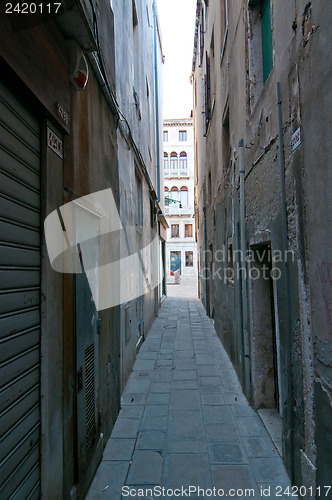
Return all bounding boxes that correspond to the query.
[126,450,163,485]
[144,404,169,417]
[203,405,233,423]
[223,392,247,404]
[242,436,279,457]
[121,393,148,405]
[199,385,221,394]
[174,359,196,370]
[171,379,198,390]
[124,378,151,394]
[201,393,225,405]
[156,359,173,367]
[118,405,144,419]
[154,370,172,381]
[139,352,158,360]
[208,443,247,464]
[170,389,201,409]
[250,457,291,484]
[167,439,207,454]
[150,382,171,393]
[230,404,255,417]
[199,376,222,386]
[172,369,197,380]
[235,416,267,437]
[133,359,156,371]
[197,365,219,377]
[196,354,216,365]
[206,423,240,443]
[146,392,170,405]
[174,349,195,358]
[136,430,166,450]
[103,438,136,461]
[141,414,167,430]
[212,465,258,494]
[111,418,140,439]
[131,370,154,380]
[165,454,211,489]
[168,409,205,438]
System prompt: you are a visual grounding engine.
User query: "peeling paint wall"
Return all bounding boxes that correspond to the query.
[193,0,332,490]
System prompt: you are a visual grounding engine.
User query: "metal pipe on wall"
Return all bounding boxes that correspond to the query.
[239,139,251,399]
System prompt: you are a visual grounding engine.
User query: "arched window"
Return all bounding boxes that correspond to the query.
[164,186,169,206]
[171,186,180,202]
[164,152,169,172]
[179,152,187,174]
[170,152,178,172]
[180,186,188,207]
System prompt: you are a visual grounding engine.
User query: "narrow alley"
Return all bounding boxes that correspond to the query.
[0,0,331,498]
[87,286,292,499]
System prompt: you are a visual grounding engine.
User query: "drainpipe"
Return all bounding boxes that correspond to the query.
[239,139,251,399]
[153,0,161,202]
[276,82,294,479]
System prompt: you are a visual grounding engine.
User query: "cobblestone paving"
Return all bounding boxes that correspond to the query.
[86,297,293,500]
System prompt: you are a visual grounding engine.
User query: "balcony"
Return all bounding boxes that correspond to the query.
[164,169,188,178]
[165,205,192,215]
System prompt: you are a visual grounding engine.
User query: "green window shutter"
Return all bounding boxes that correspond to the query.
[261,0,273,83]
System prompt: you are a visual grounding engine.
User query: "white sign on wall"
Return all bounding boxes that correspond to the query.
[292,127,301,151]
[47,126,63,159]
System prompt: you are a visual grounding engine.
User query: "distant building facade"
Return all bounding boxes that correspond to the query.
[163,119,198,281]
[192,0,332,492]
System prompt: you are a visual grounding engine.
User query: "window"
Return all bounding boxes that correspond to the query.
[186,251,193,267]
[248,0,274,109]
[171,224,179,238]
[170,152,178,173]
[261,0,273,83]
[185,224,193,238]
[179,152,188,175]
[171,186,180,202]
[163,130,168,142]
[180,186,188,207]
[179,130,187,142]
[164,153,169,172]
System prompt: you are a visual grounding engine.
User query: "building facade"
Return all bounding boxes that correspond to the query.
[192,0,332,493]
[0,1,164,498]
[163,119,198,281]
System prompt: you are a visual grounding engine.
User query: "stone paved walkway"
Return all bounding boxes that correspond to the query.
[86,297,293,499]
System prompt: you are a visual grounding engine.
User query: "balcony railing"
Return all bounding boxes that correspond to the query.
[164,169,188,178]
[165,205,192,215]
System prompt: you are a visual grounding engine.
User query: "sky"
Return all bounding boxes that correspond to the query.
[157,0,197,119]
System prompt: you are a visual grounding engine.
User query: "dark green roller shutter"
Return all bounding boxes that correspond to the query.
[261,0,273,83]
[0,79,41,499]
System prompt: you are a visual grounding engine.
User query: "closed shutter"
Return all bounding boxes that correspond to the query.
[0,80,41,499]
[261,0,273,83]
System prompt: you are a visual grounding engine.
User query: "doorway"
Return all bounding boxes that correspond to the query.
[170,251,181,275]
[249,243,280,411]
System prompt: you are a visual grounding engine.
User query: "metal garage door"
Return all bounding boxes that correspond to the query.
[0,80,41,499]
